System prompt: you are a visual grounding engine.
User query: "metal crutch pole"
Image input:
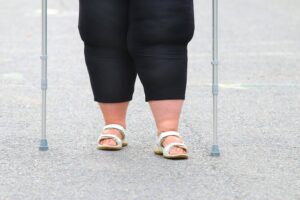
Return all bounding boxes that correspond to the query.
[211,0,220,156]
[39,0,49,151]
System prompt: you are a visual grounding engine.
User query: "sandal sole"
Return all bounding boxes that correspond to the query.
[97,141,128,150]
[154,147,188,159]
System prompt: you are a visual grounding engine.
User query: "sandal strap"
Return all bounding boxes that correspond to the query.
[103,124,126,139]
[163,142,188,156]
[156,131,182,147]
[97,134,122,148]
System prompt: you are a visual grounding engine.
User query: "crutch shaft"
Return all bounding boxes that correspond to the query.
[211,0,220,156]
[39,0,48,150]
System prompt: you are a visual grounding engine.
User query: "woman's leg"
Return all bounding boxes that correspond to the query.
[149,100,186,155]
[98,102,129,146]
[128,0,195,155]
[78,0,136,146]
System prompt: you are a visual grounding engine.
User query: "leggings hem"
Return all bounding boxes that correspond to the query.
[145,96,185,102]
[94,96,133,103]
[144,87,186,102]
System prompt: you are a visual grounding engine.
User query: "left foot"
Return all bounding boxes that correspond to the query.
[99,128,124,146]
[158,134,187,155]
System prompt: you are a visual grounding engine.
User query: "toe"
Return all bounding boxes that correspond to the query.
[162,136,187,155]
[170,147,186,155]
[100,138,116,146]
[107,139,117,146]
[99,128,123,146]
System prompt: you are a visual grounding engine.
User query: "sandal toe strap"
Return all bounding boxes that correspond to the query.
[163,142,188,156]
[97,134,122,147]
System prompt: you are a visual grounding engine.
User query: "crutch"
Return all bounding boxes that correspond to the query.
[211,0,220,156]
[39,0,49,151]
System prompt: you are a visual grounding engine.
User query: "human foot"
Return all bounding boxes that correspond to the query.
[154,131,188,159]
[99,128,124,146]
[160,135,187,155]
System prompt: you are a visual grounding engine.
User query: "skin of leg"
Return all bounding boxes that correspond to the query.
[148,99,187,155]
[98,101,129,146]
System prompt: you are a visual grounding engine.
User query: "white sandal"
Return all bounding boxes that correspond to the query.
[154,131,188,159]
[97,124,128,150]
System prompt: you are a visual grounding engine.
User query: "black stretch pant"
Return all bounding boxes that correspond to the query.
[78,0,195,103]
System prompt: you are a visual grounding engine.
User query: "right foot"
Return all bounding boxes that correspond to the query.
[99,128,124,146]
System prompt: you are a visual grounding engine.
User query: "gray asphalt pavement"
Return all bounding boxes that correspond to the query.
[0,0,299,199]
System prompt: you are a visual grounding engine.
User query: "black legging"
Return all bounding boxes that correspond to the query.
[78,0,195,102]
